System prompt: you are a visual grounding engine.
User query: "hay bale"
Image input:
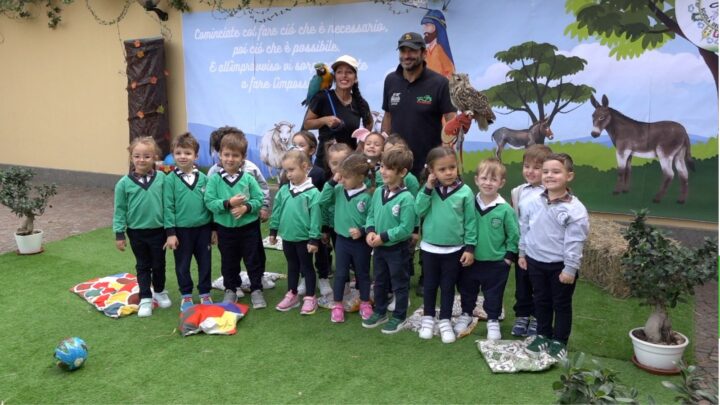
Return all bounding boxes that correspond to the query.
[582,216,630,298]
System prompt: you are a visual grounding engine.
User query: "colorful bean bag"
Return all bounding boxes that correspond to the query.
[179,303,249,336]
[70,273,140,318]
[477,337,558,373]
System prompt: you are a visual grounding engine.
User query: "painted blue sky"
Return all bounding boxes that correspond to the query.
[183,0,718,157]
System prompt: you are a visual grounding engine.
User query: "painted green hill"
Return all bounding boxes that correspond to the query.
[460,140,718,222]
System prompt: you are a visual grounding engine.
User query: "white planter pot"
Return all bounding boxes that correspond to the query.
[14,230,44,254]
[629,327,689,371]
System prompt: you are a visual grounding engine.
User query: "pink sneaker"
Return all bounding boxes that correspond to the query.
[359,301,373,320]
[331,304,345,323]
[300,296,318,315]
[276,291,300,312]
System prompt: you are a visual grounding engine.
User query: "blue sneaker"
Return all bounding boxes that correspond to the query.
[527,317,538,336]
[199,294,213,305]
[180,295,194,312]
[512,317,529,336]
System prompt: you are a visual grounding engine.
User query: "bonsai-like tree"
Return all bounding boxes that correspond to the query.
[622,209,717,345]
[0,167,57,236]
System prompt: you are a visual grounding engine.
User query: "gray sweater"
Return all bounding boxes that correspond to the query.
[518,191,589,277]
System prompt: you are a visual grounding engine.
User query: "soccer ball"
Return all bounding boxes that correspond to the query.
[54,337,88,371]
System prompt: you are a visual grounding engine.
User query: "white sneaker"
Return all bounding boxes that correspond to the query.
[235,288,245,298]
[251,290,267,309]
[153,290,172,308]
[454,313,473,335]
[418,316,435,340]
[318,278,333,296]
[297,278,306,296]
[487,320,501,340]
[137,298,153,317]
[261,278,275,290]
[438,319,456,344]
[387,295,396,311]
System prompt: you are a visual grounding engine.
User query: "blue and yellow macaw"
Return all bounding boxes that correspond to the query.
[301,63,333,106]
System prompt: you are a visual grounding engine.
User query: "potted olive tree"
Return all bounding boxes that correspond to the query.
[0,167,57,254]
[622,209,717,372]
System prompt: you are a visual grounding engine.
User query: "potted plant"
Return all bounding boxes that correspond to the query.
[0,167,57,254]
[622,209,717,372]
[553,352,639,404]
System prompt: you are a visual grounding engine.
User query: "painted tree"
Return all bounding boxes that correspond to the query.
[482,41,595,125]
[565,0,718,90]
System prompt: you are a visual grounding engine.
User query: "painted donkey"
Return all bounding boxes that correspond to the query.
[491,118,553,161]
[590,94,693,204]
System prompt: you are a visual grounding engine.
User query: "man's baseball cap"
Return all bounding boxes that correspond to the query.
[397,32,425,50]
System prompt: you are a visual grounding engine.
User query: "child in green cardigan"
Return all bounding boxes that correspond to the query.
[362,148,417,334]
[415,147,477,344]
[204,131,266,307]
[362,131,386,192]
[163,133,213,311]
[319,153,375,323]
[113,136,169,317]
[454,158,519,341]
[269,150,322,315]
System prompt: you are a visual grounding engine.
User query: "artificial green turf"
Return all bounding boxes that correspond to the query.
[0,227,691,404]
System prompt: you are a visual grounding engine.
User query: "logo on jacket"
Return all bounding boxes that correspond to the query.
[357,201,366,213]
[390,92,401,106]
[416,95,432,105]
[392,204,401,217]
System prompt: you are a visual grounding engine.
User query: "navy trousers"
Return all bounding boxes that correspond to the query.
[421,249,463,319]
[373,242,410,320]
[459,260,510,320]
[513,261,535,318]
[526,256,577,344]
[172,224,212,295]
[314,237,331,279]
[333,235,372,302]
[283,240,316,296]
[216,221,265,292]
[126,228,166,299]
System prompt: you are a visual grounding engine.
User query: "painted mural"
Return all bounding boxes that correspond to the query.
[182,0,718,222]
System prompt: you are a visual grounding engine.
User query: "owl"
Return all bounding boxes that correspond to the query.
[448,73,496,131]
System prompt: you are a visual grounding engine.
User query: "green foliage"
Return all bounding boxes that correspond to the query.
[482,41,595,125]
[622,209,717,310]
[0,166,57,235]
[564,0,674,60]
[660,362,719,404]
[0,0,73,28]
[553,352,639,404]
[0,0,330,28]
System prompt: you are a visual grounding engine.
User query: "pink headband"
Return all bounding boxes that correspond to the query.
[351,128,371,142]
[352,129,388,143]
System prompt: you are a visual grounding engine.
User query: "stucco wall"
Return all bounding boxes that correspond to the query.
[0,0,361,176]
[0,2,190,175]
